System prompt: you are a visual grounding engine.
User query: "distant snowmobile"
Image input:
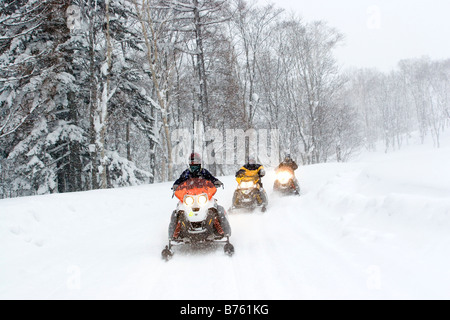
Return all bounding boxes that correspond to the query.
[273,168,300,196]
[162,178,234,261]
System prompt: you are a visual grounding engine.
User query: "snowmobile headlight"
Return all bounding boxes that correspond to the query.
[198,194,208,206]
[240,181,255,189]
[184,196,195,206]
[277,171,293,184]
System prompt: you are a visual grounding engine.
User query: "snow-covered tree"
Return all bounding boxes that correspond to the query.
[0,0,87,195]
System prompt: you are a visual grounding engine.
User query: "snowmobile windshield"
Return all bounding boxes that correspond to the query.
[174,178,217,202]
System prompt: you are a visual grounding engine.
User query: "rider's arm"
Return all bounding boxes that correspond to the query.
[235,168,246,177]
[172,170,190,190]
[258,166,266,177]
[201,169,217,183]
[202,169,224,188]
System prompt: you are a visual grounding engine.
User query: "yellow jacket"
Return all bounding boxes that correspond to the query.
[235,164,265,184]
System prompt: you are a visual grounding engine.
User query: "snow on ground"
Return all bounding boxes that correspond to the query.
[1,132,450,300]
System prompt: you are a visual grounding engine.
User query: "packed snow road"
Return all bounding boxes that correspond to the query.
[1,135,450,299]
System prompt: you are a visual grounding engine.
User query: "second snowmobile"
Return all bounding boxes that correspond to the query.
[229,174,268,213]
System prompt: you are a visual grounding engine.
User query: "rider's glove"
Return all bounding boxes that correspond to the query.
[214,180,224,188]
[172,184,179,191]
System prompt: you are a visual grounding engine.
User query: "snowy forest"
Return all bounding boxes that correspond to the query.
[1,0,449,199]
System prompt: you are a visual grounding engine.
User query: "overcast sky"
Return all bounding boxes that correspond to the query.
[258,0,450,72]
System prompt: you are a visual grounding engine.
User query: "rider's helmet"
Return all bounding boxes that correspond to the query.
[248,155,256,165]
[284,154,292,162]
[189,152,202,174]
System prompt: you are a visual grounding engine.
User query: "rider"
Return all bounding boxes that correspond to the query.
[169,153,227,240]
[172,152,223,191]
[277,154,298,172]
[235,156,266,187]
[276,154,300,195]
[234,155,268,210]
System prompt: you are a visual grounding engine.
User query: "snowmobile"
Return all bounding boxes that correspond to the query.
[273,168,300,196]
[162,178,234,261]
[229,175,268,213]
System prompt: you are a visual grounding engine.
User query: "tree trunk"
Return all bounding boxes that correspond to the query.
[88,0,99,190]
[98,0,113,189]
[126,119,132,161]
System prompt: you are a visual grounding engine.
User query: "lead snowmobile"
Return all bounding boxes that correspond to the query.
[162,178,234,261]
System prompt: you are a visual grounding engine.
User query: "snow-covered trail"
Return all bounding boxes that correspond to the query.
[2,134,450,300]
